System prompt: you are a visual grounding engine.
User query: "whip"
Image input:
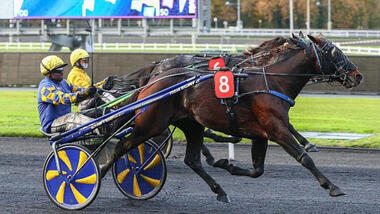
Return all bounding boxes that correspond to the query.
[86,19,94,87]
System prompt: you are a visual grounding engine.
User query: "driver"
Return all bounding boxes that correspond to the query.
[67,48,115,110]
[37,55,98,133]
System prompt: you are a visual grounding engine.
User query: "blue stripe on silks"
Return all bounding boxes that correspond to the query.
[268,90,295,107]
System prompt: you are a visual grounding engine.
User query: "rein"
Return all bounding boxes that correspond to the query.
[99,71,195,96]
[234,52,271,67]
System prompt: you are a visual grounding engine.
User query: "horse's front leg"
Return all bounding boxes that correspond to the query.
[289,123,319,152]
[179,120,231,203]
[273,124,345,197]
[212,138,268,178]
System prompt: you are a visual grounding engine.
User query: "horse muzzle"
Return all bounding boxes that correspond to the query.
[342,70,363,88]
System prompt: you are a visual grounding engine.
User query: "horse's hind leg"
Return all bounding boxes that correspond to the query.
[249,138,268,177]
[178,120,230,203]
[289,123,318,152]
[99,138,127,178]
[99,133,150,178]
[274,125,345,197]
[212,138,268,178]
[201,144,216,166]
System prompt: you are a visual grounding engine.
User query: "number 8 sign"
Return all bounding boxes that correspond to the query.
[214,71,234,98]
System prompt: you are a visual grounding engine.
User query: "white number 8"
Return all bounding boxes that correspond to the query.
[219,76,230,93]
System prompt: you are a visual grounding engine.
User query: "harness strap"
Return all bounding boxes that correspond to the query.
[223,98,239,135]
[238,90,295,107]
[262,67,270,91]
[220,67,245,135]
[311,43,322,73]
[268,90,295,107]
[297,151,307,162]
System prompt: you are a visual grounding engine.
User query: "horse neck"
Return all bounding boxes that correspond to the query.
[267,51,313,99]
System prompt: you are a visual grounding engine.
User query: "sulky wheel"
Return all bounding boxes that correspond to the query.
[42,144,101,210]
[112,140,167,200]
[151,127,173,158]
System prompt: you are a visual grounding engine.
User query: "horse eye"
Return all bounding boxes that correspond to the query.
[331,47,338,58]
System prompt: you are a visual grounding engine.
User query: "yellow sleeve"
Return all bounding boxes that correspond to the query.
[94,79,105,88]
[40,86,79,105]
[67,69,91,88]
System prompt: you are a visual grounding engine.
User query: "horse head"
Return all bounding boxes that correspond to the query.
[307,35,363,88]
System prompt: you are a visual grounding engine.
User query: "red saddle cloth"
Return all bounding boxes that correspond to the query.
[209,57,235,99]
[209,57,226,70]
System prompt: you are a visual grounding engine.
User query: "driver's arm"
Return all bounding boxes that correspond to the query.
[40,85,82,105]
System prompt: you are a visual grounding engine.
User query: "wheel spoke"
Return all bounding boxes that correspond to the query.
[138,144,145,164]
[56,181,66,204]
[69,183,87,204]
[58,150,73,171]
[76,151,88,173]
[133,174,142,197]
[140,174,160,187]
[46,170,67,181]
[75,174,97,184]
[117,169,130,184]
[143,154,161,171]
[128,154,137,164]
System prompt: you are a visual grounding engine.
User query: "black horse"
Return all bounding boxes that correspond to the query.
[100,35,362,202]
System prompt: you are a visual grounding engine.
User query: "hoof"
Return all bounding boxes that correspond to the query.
[213,159,229,168]
[230,136,242,144]
[100,166,108,179]
[217,194,231,203]
[305,143,319,152]
[329,187,346,197]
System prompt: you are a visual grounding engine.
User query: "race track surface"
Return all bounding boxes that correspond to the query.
[0,137,379,214]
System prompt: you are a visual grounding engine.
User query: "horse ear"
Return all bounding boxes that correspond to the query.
[319,33,325,38]
[289,37,306,48]
[299,31,305,38]
[291,33,298,39]
[307,35,322,45]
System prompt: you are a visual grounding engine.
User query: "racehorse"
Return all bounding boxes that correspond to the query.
[103,35,320,176]
[101,34,362,202]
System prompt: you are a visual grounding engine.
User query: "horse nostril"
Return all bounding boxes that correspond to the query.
[355,73,363,82]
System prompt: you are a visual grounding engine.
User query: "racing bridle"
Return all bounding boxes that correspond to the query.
[308,36,362,88]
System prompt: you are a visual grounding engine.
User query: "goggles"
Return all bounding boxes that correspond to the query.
[51,67,64,73]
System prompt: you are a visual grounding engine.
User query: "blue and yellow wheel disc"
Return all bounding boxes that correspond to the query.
[43,145,100,210]
[113,140,167,200]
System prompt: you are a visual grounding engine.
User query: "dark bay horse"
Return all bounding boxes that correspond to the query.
[101,34,362,202]
[104,36,320,177]
[108,36,319,150]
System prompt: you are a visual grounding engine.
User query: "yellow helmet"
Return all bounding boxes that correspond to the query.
[40,55,67,75]
[70,48,89,66]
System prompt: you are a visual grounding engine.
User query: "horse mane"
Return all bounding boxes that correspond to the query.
[109,64,156,96]
[242,37,305,67]
[242,37,288,56]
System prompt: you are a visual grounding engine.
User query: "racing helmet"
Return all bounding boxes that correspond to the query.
[70,48,90,66]
[40,55,67,75]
